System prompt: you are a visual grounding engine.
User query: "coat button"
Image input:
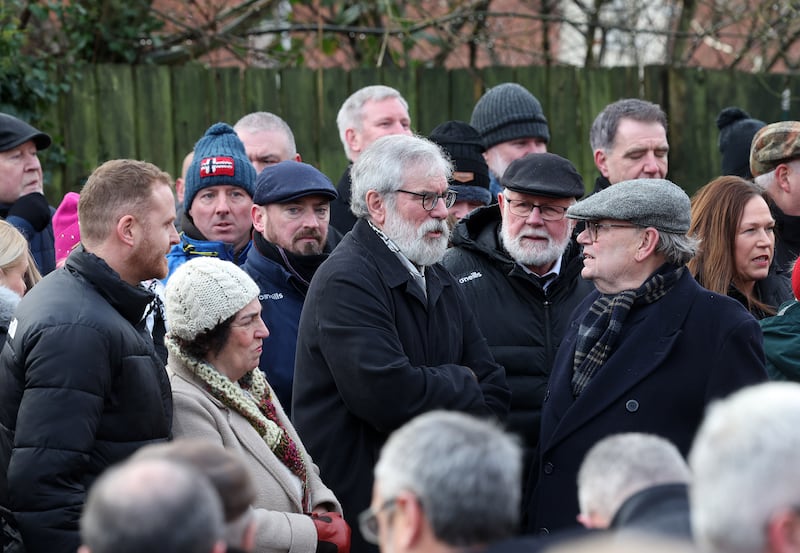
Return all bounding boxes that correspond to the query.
[544,390,550,402]
[626,399,639,412]
[538,528,550,535]
[543,462,554,474]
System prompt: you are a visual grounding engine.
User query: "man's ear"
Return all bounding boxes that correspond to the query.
[116,214,137,248]
[594,149,610,179]
[776,164,793,194]
[78,545,92,553]
[395,491,426,550]
[634,227,660,261]
[366,190,387,226]
[345,128,361,158]
[252,204,267,233]
[766,509,800,553]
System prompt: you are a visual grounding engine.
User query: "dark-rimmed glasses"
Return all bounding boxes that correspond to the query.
[585,221,640,242]
[503,197,569,221]
[395,189,457,211]
[358,498,397,544]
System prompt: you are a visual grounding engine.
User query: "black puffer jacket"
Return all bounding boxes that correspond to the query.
[0,247,173,553]
[442,206,594,478]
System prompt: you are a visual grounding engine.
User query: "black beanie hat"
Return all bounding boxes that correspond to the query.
[429,121,492,206]
[717,107,766,179]
[470,83,550,149]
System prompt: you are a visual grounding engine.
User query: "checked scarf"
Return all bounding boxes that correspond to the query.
[571,265,684,397]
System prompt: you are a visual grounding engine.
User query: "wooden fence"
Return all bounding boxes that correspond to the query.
[38,63,800,202]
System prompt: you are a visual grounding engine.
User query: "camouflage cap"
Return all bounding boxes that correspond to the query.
[750,121,800,177]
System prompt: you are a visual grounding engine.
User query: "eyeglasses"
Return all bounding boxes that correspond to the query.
[503,197,569,221]
[358,498,397,544]
[395,189,457,210]
[585,221,640,242]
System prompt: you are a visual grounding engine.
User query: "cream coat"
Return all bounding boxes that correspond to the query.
[169,359,341,553]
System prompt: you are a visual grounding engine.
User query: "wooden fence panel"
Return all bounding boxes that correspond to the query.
[35,63,800,203]
[134,65,175,176]
[448,68,483,122]
[242,67,282,116]
[59,69,100,192]
[95,65,136,164]
[317,68,350,179]
[280,67,319,167]
[171,63,213,171]
[416,67,452,135]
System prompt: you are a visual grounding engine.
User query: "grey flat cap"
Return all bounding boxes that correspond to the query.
[566,178,691,234]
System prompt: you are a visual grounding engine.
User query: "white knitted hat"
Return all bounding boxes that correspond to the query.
[165,257,260,341]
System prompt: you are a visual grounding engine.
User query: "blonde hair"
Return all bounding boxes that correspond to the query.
[0,220,40,289]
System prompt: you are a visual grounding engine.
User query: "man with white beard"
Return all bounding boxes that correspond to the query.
[292,134,510,553]
[443,152,594,499]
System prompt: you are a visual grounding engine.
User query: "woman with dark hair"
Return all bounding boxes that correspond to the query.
[688,175,792,319]
[164,257,349,553]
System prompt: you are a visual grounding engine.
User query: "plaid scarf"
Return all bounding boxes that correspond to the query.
[571,266,684,397]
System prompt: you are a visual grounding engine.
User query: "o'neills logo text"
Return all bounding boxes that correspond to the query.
[259,292,284,301]
[459,271,482,284]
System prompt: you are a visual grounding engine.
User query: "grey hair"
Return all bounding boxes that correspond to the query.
[233,111,297,156]
[80,458,224,553]
[590,99,667,151]
[374,411,522,547]
[577,433,690,524]
[349,134,452,220]
[336,85,408,159]
[754,158,800,192]
[656,231,700,265]
[689,382,800,553]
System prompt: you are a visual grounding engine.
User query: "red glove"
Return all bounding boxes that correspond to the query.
[311,512,351,553]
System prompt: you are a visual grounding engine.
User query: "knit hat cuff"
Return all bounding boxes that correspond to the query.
[483,119,551,149]
[452,184,492,206]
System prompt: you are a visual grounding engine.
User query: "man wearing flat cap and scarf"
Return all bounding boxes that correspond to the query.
[523,179,767,536]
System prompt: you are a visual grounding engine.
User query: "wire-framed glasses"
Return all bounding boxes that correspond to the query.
[503,197,569,221]
[585,221,639,242]
[395,189,457,210]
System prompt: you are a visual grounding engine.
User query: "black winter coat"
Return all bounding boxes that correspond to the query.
[442,206,594,481]
[329,165,357,234]
[525,270,766,534]
[293,218,510,553]
[0,247,173,553]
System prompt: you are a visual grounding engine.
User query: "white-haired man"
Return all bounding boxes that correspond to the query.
[293,134,510,553]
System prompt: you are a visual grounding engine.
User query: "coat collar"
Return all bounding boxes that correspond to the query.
[350,218,449,308]
[65,245,155,325]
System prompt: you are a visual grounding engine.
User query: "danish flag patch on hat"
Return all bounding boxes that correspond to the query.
[200,156,235,178]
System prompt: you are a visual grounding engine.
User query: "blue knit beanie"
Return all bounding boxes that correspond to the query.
[184,123,256,209]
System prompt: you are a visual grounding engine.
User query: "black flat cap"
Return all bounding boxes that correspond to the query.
[0,113,51,152]
[500,152,584,199]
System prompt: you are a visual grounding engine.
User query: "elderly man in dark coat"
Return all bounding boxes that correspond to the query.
[293,134,510,553]
[524,178,767,535]
[443,152,594,494]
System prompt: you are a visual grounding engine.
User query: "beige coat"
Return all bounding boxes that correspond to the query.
[169,359,341,553]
